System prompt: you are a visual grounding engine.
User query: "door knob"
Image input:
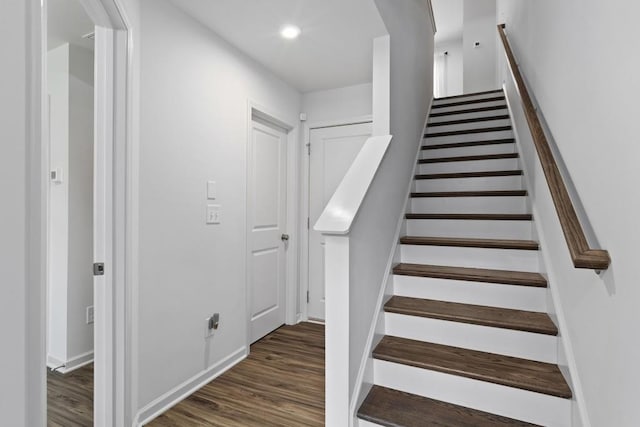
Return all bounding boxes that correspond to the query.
[281,234,290,241]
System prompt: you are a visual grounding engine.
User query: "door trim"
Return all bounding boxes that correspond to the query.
[300,115,372,322]
[31,0,135,425]
[245,100,298,350]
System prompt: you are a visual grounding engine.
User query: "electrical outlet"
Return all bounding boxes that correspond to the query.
[204,313,220,338]
[86,306,94,324]
[206,204,221,224]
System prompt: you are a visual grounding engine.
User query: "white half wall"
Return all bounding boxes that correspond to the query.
[347,0,433,398]
[497,1,640,425]
[463,0,498,93]
[137,0,301,412]
[302,83,373,124]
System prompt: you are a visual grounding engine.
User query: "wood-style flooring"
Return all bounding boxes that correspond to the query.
[48,364,94,426]
[149,322,325,426]
[46,323,324,427]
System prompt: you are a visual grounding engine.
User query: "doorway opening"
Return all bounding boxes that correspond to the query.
[40,0,132,425]
[302,118,373,321]
[46,1,95,424]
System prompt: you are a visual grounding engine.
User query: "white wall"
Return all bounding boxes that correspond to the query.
[463,0,497,93]
[0,0,30,424]
[372,35,390,136]
[48,44,71,364]
[435,38,463,97]
[497,1,640,425]
[47,43,94,368]
[349,0,434,397]
[66,44,94,362]
[137,0,301,412]
[302,83,373,124]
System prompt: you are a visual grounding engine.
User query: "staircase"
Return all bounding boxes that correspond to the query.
[357,89,573,426]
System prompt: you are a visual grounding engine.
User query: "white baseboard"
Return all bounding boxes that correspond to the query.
[135,346,247,426]
[47,351,94,374]
[47,354,65,371]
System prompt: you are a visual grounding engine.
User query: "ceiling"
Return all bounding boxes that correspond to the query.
[432,0,463,44]
[48,0,95,51]
[169,0,388,93]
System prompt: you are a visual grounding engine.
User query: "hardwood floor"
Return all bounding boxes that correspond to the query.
[150,322,325,427]
[47,364,93,427]
[45,323,324,427]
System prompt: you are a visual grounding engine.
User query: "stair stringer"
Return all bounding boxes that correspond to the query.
[503,83,587,427]
[348,109,431,427]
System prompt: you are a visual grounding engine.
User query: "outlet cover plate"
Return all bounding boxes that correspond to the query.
[206,204,221,224]
[86,306,95,324]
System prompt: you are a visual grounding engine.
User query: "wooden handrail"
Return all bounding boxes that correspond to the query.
[497,24,610,270]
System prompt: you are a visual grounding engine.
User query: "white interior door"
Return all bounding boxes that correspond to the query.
[248,120,288,342]
[308,122,372,320]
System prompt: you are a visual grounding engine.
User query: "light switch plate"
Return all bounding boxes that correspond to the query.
[206,204,221,224]
[207,181,217,199]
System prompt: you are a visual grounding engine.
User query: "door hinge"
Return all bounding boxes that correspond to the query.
[93,262,105,276]
[306,143,311,155]
[307,217,310,229]
[307,290,310,303]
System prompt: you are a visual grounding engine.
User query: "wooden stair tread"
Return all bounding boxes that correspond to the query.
[385,296,557,335]
[430,104,508,118]
[411,190,527,198]
[415,170,522,180]
[431,95,506,109]
[392,263,547,287]
[422,138,515,150]
[434,89,504,102]
[400,236,539,250]
[406,213,532,221]
[419,152,519,164]
[358,385,537,427]
[425,126,512,138]
[373,336,572,398]
[428,114,510,127]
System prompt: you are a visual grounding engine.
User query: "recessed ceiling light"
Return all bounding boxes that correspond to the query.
[280,25,301,40]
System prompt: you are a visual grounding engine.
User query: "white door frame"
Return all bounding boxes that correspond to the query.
[31,0,136,425]
[245,100,299,349]
[299,115,373,322]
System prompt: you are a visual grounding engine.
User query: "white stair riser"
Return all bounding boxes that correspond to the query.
[433,92,504,105]
[401,245,539,271]
[418,158,519,174]
[393,275,547,312]
[432,100,506,114]
[415,175,523,192]
[429,108,509,123]
[422,143,516,159]
[411,196,528,214]
[426,119,512,134]
[385,313,557,364]
[406,219,533,240]
[373,360,572,426]
[357,420,382,427]
[425,130,514,145]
